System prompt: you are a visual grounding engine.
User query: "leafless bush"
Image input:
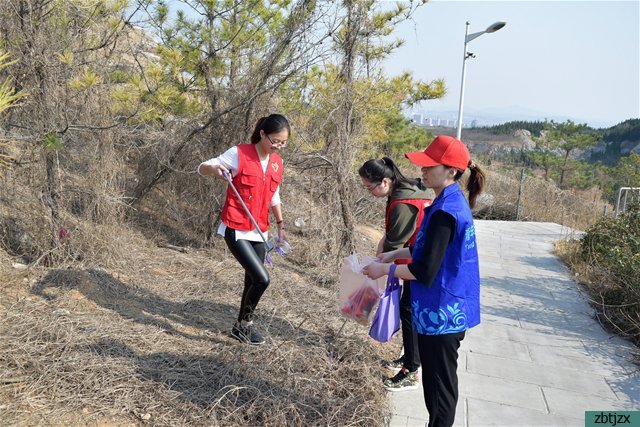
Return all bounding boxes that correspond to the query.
[0,1,144,265]
[0,126,133,266]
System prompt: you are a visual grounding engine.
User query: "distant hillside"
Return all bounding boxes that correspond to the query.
[419,119,640,166]
[586,119,640,166]
[421,125,535,157]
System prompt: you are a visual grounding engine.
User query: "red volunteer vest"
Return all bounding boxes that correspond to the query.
[221,144,283,232]
[385,198,431,264]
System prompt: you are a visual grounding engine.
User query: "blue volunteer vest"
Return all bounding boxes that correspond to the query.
[410,183,480,335]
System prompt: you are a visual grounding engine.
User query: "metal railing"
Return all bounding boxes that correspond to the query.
[614,187,640,218]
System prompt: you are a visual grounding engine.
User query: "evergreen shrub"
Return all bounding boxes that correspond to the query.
[580,201,640,344]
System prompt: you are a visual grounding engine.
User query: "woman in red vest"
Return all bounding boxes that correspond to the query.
[358,157,432,391]
[198,114,290,345]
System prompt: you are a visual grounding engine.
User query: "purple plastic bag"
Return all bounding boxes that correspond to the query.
[369,264,401,343]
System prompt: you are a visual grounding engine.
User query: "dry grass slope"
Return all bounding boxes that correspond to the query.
[0,224,396,426]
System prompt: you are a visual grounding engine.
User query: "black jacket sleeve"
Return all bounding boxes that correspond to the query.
[407,209,456,287]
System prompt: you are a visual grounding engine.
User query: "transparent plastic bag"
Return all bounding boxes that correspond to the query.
[339,254,383,325]
[269,226,292,257]
[273,235,292,256]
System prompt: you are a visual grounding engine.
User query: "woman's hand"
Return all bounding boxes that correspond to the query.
[277,223,287,244]
[214,164,230,180]
[362,262,389,280]
[199,163,230,180]
[376,249,398,263]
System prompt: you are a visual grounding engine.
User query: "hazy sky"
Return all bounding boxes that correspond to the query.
[382,0,640,128]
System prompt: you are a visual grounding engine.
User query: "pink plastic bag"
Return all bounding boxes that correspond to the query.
[339,255,382,325]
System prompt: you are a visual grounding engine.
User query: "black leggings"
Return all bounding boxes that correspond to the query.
[418,331,465,427]
[224,227,270,323]
[400,280,421,371]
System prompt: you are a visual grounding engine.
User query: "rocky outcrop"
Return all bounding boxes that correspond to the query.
[463,128,536,156]
[513,129,535,151]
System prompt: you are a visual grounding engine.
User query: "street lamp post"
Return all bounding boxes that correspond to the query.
[456,21,506,140]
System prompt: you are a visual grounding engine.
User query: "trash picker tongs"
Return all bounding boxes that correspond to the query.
[222,170,274,266]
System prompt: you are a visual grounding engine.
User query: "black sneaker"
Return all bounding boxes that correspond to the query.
[231,322,265,345]
[383,367,419,392]
[382,355,405,372]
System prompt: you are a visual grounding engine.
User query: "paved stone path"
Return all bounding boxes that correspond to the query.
[390,220,639,427]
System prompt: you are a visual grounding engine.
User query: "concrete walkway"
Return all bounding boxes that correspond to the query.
[390,220,639,427]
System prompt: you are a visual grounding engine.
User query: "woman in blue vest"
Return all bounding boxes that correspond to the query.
[363,135,485,427]
[198,114,290,345]
[358,157,431,391]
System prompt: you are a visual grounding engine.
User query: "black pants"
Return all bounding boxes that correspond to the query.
[224,227,270,323]
[400,280,421,371]
[417,331,466,427]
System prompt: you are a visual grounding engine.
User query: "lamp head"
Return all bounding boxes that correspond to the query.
[486,21,506,33]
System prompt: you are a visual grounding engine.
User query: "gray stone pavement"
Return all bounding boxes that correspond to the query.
[389,220,639,427]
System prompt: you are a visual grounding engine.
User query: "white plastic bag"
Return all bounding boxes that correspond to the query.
[339,254,383,325]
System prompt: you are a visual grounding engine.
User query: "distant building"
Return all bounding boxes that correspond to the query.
[412,114,423,125]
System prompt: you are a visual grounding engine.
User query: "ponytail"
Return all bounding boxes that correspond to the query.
[358,156,417,189]
[250,117,268,144]
[466,160,485,208]
[250,114,291,144]
[452,160,485,208]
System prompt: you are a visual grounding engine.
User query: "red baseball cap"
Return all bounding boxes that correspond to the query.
[405,135,470,171]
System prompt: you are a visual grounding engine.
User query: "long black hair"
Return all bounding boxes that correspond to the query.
[250,114,291,144]
[358,157,417,189]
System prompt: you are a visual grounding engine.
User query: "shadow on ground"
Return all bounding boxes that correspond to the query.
[88,337,326,411]
[31,268,330,346]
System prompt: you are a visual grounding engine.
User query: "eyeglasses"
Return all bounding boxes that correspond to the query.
[364,182,381,192]
[265,134,288,148]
